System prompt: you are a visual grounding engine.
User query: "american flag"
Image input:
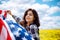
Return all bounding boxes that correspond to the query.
[0,10,34,40]
[0,10,12,40]
[0,18,12,40]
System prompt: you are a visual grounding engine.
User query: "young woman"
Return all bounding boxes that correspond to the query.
[7,8,40,40]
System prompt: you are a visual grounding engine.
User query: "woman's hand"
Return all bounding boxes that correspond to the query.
[6,10,12,16]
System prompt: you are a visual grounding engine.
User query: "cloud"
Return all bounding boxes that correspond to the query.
[39,6,60,29]
[44,6,60,17]
[47,6,60,14]
[31,3,49,11]
[9,0,35,4]
[0,0,60,29]
[0,0,35,4]
[40,16,60,29]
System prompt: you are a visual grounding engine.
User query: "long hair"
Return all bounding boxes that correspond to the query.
[20,8,40,28]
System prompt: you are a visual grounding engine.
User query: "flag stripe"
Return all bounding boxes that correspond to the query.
[4,11,7,19]
[0,10,2,14]
[0,18,12,40]
[0,19,3,34]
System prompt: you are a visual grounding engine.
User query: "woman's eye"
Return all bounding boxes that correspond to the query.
[29,14,33,16]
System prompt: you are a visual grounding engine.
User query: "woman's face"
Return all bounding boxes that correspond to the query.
[25,11,34,23]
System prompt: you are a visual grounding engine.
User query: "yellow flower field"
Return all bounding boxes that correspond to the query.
[39,29,60,40]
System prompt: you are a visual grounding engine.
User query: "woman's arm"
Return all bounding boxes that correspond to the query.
[7,10,21,23]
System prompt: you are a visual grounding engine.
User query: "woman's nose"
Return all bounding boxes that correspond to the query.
[27,15,30,17]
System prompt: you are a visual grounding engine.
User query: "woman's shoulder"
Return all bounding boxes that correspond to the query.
[30,24,37,26]
[30,24,38,29]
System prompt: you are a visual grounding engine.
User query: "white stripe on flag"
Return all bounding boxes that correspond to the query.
[3,19,16,40]
[0,26,7,40]
[0,18,15,40]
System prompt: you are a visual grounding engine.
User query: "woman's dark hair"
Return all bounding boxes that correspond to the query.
[20,8,40,27]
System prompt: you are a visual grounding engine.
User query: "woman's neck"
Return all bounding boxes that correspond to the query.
[27,22,33,26]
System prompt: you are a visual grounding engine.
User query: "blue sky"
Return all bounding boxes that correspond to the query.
[36,0,60,7]
[0,0,60,29]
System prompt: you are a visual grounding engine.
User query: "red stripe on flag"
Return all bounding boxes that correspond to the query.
[0,18,12,40]
[4,11,7,18]
[0,19,3,34]
[0,10,2,14]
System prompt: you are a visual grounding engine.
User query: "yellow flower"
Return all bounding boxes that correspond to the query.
[39,29,60,40]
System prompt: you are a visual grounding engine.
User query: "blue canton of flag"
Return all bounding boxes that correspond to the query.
[5,20,34,40]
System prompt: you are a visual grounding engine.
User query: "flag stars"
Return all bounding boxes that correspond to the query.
[5,20,34,40]
[24,32,29,36]
[10,24,15,28]
[17,28,22,31]
[31,38,34,40]
[13,31,20,37]
[22,37,27,40]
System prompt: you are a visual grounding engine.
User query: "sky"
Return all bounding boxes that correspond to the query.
[0,0,60,29]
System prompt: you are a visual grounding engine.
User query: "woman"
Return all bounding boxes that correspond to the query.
[7,8,40,40]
